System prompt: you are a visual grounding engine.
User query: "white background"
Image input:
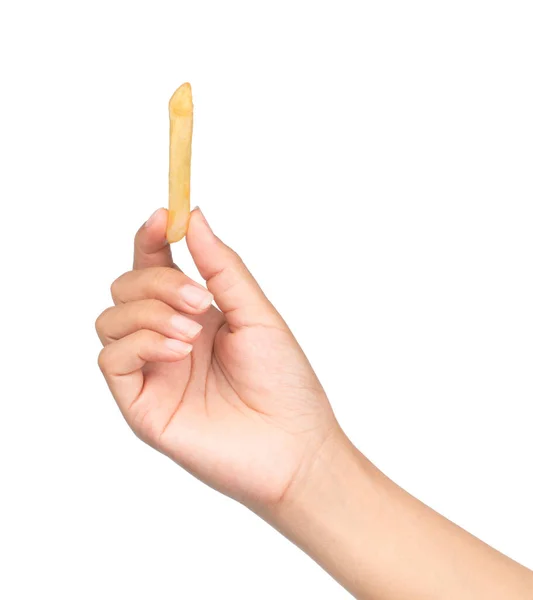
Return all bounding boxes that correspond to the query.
[1,1,532,598]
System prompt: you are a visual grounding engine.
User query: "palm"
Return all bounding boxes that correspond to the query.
[132,306,330,505]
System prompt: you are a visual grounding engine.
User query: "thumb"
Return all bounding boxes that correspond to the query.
[133,208,175,270]
[186,208,285,331]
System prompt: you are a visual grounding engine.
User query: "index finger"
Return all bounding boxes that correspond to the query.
[134,208,176,270]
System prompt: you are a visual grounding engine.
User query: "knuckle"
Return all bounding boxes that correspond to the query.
[97,346,110,372]
[110,273,127,303]
[95,306,113,334]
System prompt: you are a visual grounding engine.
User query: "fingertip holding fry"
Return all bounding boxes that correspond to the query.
[167,82,193,244]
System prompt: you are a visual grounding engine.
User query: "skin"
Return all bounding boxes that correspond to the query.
[97,207,338,509]
[96,207,533,599]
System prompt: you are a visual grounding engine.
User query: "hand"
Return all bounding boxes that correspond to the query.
[96,209,533,600]
[96,208,339,509]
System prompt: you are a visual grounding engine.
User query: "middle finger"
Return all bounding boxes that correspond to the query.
[111,267,213,315]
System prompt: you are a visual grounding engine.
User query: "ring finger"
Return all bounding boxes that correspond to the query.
[111,266,214,315]
[96,299,203,346]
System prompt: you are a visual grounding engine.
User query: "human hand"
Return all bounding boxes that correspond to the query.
[96,208,339,509]
[96,208,533,600]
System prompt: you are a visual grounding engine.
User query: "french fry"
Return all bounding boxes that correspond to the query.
[167,82,193,243]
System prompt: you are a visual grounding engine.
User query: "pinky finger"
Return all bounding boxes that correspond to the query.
[98,329,191,411]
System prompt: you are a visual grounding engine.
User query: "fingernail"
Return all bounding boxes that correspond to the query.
[170,314,203,339]
[165,338,193,355]
[144,208,161,228]
[180,284,214,310]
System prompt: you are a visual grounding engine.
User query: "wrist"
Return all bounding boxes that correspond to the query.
[261,426,373,542]
[257,428,387,595]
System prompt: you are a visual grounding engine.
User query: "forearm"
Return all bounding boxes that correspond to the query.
[265,430,533,600]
